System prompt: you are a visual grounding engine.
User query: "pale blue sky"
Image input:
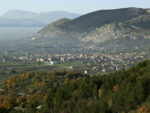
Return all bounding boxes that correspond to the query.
[0,0,150,15]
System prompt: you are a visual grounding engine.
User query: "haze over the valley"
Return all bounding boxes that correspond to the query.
[0,10,80,41]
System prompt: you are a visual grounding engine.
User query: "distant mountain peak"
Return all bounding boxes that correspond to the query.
[0,10,80,27]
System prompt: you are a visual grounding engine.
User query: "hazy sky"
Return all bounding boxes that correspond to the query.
[0,0,150,15]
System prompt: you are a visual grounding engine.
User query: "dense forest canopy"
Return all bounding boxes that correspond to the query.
[0,60,150,113]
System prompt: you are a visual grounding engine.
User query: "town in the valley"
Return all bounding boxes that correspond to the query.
[0,46,148,74]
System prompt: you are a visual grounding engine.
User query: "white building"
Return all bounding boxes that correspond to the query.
[50,61,57,65]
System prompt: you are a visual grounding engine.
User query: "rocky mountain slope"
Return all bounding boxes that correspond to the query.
[31,8,150,48]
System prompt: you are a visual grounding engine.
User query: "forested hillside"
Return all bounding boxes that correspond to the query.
[0,60,150,113]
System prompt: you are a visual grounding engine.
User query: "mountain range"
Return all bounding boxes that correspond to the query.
[0,10,80,27]
[31,7,150,49]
